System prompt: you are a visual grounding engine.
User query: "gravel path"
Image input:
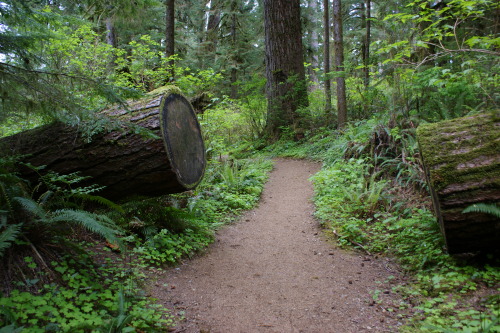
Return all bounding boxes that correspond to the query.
[152,159,402,332]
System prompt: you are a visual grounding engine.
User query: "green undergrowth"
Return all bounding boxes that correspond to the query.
[1,155,273,331]
[115,157,273,267]
[0,247,173,332]
[271,116,500,333]
[190,158,273,221]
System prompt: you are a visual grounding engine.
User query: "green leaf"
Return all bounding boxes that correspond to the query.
[463,203,500,218]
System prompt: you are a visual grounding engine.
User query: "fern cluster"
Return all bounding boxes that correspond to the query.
[0,156,28,258]
[0,156,125,294]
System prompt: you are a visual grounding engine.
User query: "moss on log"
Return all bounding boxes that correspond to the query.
[1,86,206,201]
[417,112,500,254]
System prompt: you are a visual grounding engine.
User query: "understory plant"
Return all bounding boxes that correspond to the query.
[0,159,124,291]
[0,158,173,331]
[0,247,173,332]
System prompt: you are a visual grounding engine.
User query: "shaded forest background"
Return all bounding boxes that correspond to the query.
[0,0,499,332]
[1,0,498,137]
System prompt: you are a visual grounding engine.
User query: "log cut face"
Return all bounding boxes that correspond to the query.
[417,112,500,254]
[161,93,206,189]
[1,87,206,200]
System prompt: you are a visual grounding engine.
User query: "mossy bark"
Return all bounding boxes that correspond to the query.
[417,112,500,254]
[1,86,206,201]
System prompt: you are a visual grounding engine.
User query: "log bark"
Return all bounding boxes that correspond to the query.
[1,86,206,201]
[417,112,500,254]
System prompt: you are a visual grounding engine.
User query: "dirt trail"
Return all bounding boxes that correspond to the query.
[152,159,402,332]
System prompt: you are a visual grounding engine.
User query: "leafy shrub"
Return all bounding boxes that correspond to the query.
[200,96,267,158]
[312,158,390,221]
[188,158,273,223]
[411,67,481,121]
[134,228,212,266]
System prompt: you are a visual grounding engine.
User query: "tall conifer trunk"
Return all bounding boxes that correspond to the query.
[308,0,320,88]
[230,4,238,99]
[264,0,308,139]
[165,0,175,75]
[105,17,117,48]
[364,0,371,88]
[333,0,347,128]
[323,0,332,117]
[206,0,221,61]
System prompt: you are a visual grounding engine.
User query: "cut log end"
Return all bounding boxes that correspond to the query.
[161,93,206,189]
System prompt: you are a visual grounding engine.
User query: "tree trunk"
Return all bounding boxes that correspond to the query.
[264,0,308,139]
[364,0,371,89]
[323,0,332,117]
[165,0,175,73]
[1,87,206,201]
[105,17,118,48]
[205,0,221,60]
[230,5,238,99]
[332,0,347,128]
[417,112,500,254]
[307,0,320,89]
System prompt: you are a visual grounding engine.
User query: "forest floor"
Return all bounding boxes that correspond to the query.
[150,159,408,333]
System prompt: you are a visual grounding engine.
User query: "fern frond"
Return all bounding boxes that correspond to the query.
[463,203,500,218]
[0,182,13,213]
[37,190,54,206]
[107,287,133,332]
[0,305,17,325]
[0,223,22,258]
[13,197,47,221]
[50,209,123,247]
[142,225,158,241]
[72,193,124,213]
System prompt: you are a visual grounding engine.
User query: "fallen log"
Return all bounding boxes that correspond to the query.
[1,86,206,201]
[417,112,500,254]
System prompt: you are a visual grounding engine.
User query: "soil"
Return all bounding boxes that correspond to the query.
[151,159,406,333]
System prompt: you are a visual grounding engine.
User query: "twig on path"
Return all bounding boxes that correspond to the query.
[332,230,372,256]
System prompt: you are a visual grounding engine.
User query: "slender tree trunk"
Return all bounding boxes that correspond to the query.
[360,0,369,115]
[206,0,221,60]
[105,17,117,48]
[364,0,371,88]
[308,0,320,88]
[360,2,367,83]
[230,5,238,99]
[333,0,347,128]
[323,0,332,116]
[199,13,206,69]
[165,0,175,75]
[104,16,118,69]
[264,0,308,139]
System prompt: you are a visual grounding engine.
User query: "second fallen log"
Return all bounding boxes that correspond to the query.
[417,112,500,254]
[1,87,206,200]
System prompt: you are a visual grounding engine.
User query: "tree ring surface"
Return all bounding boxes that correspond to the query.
[161,93,206,189]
